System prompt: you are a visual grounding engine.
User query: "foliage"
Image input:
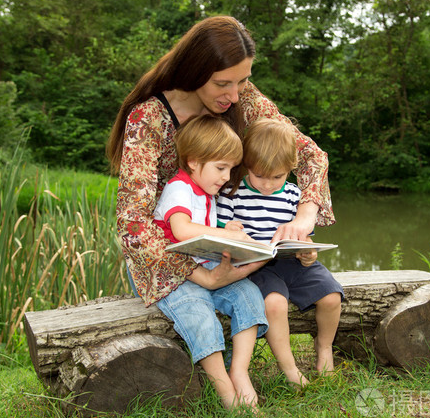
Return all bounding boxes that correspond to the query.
[0,0,430,184]
[0,0,171,172]
[0,81,31,164]
[390,242,403,270]
[414,249,430,271]
[220,0,430,190]
[317,0,430,189]
[16,167,118,214]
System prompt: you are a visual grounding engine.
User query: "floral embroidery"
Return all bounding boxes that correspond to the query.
[127,221,145,236]
[129,108,145,123]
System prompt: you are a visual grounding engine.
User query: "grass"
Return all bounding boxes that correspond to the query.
[2,334,430,418]
[16,165,117,214]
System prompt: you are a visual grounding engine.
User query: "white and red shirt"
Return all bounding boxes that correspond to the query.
[153,169,216,252]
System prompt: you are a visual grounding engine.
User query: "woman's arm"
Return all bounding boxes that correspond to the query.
[271,201,318,241]
[240,81,335,238]
[116,100,198,307]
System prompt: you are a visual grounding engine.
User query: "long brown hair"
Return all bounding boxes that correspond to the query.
[106,16,255,173]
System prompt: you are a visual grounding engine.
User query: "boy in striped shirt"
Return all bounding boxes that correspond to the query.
[217,118,344,387]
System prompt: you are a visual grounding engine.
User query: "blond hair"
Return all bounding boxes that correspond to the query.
[175,115,243,174]
[243,118,297,176]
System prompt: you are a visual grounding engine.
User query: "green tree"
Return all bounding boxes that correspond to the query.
[0,81,30,163]
[0,0,171,171]
[321,0,430,188]
[1,0,429,187]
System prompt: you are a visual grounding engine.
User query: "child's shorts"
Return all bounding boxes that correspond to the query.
[250,258,344,312]
[156,278,268,363]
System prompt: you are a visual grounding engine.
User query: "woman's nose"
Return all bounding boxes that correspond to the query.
[225,85,239,103]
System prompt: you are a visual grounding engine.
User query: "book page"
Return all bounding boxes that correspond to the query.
[166,235,274,266]
[274,240,337,258]
[274,239,337,250]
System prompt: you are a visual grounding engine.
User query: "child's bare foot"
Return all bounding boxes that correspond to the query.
[229,369,258,406]
[314,337,335,374]
[283,366,309,387]
[233,404,265,417]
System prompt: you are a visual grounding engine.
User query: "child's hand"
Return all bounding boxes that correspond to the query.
[226,230,255,242]
[296,249,317,267]
[225,221,244,231]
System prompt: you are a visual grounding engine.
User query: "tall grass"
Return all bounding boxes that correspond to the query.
[415,249,430,270]
[0,143,128,348]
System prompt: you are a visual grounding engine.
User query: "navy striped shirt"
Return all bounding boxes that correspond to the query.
[217,177,301,245]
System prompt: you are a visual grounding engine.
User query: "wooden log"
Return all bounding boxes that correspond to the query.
[24,295,173,380]
[24,270,430,414]
[374,283,430,369]
[57,334,201,415]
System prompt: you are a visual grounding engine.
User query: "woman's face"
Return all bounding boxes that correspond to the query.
[195,57,253,114]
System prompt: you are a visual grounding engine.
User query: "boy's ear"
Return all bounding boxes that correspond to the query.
[187,159,198,172]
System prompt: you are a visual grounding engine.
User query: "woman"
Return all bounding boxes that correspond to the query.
[106,15,334,408]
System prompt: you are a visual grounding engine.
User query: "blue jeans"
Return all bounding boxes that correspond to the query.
[157,279,268,363]
[126,266,140,297]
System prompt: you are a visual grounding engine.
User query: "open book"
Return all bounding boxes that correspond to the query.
[165,234,338,267]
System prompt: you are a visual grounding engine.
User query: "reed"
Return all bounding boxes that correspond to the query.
[415,249,430,270]
[0,144,127,348]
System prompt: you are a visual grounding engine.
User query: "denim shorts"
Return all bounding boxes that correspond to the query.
[250,258,344,312]
[157,278,268,363]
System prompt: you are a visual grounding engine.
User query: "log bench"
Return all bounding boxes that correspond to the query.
[24,270,430,415]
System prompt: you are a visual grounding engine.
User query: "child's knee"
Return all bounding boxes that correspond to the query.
[265,292,289,316]
[316,292,341,310]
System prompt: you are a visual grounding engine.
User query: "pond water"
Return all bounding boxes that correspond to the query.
[313,192,430,272]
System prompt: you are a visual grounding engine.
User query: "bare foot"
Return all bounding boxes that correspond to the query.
[314,337,335,374]
[283,366,309,387]
[229,369,258,406]
[214,384,241,410]
[233,404,264,417]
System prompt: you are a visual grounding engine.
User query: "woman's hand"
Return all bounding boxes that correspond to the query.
[271,201,318,242]
[188,252,266,290]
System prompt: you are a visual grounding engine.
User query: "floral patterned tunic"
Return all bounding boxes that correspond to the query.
[117,81,335,306]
